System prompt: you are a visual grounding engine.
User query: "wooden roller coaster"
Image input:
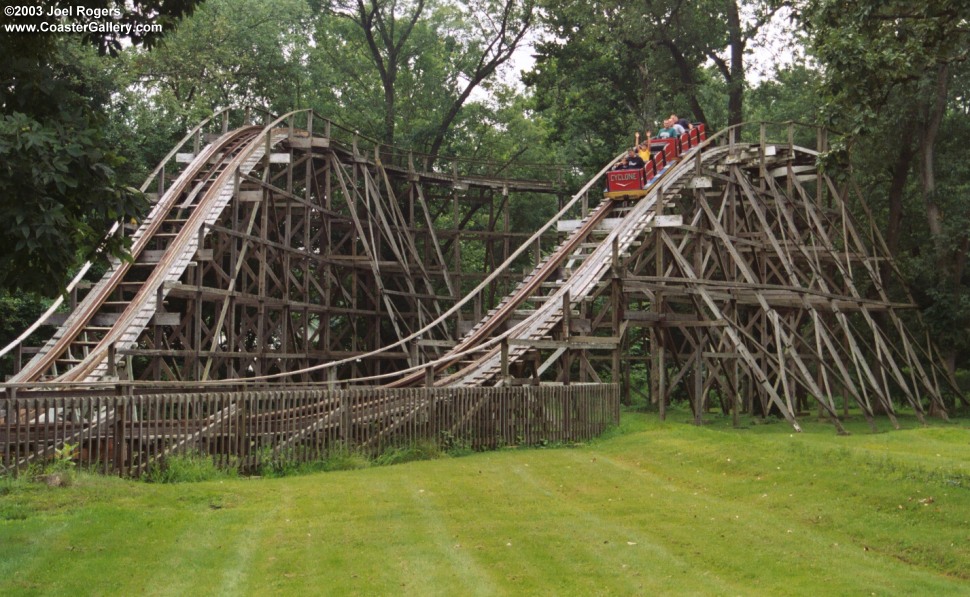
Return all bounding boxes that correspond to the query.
[0,110,964,475]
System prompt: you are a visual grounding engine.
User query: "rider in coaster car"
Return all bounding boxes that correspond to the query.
[625,148,645,169]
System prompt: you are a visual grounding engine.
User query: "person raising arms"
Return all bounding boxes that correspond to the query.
[635,130,652,162]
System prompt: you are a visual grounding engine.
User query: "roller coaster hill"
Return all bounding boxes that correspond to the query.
[0,109,963,476]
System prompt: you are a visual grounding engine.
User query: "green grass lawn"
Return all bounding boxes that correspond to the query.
[2,409,969,596]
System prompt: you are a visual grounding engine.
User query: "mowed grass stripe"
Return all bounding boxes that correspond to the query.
[503,453,746,595]
[590,437,965,594]
[1,410,968,595]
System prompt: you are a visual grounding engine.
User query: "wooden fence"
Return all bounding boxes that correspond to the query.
[0,384,619,477]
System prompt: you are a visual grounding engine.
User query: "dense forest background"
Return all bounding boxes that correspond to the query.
[2,0,969,374]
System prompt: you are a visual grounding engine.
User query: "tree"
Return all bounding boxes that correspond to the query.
[524,0,669,169]
[115,0,314,170]
[0,38,145,295]
[745,64,823,141]
[0,0,203,295]
[317,0,535,156]
[525,0,793,153]
[802,0,970,372]
[319,0,427,147]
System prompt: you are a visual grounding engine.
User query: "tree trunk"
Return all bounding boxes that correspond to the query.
[920,64,948,240]
[885,131,916,257]
[919,63,962,376]
[658,39,708,125]
[425,1,533,161]
[382,74,396,147]
[880,117,918,285]
[725,0,745,127]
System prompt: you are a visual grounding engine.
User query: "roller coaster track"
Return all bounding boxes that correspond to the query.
[8,117,719,388]
[359,145,726,444]
[5,109,953,413]
[3,111,962,475]
[388,144,728,389]
[10,125,285,383]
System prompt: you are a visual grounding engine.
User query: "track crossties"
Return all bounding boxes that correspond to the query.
[3,114,959,434]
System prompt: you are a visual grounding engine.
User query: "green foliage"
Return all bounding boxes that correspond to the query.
[373,438,444,466]
[0,39,147,295]
[255,446,301,478]
[524,0,654,169]
[318,447,372,472]
[2,413,970,594]
[120,0,313,120]
[0,3,203,296]
[313,0,536,156]
[50,443,78,472]
[255,445,371,478]
[953,369,970,393]
[525,0,793,171]
[746,66,824,128]
[144,451,238,484]
[437,430,475,456]
[255,440,453,479]
[30,443,80,487]
[109,0,545,181]
[802,0,970,368]
[802,0,968,134]
[0,290,57,377]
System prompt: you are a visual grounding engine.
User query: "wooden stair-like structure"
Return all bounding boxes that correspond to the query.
[2,113,960,442]
[381,129,959,435]
[9,126,283,383]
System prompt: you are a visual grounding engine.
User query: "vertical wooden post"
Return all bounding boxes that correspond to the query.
[453,188,461,295]
[611,236,625,403]
[654,229,666,419]
[501,338,510,383]
[107,343,117,378]
[729,300,740,428]
[339,390,351,446]
[731,355,740,428]
[114,384,130,477]
[562,291,571,386]
[194,220,207,380]
[410,340,420,369]
[236,391,248,467]
[759,122,767,191]
[817,125,827,208]
[3,389,13,473]
[693,343,704,426]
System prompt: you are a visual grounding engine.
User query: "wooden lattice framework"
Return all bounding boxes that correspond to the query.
[517,124,962,431]
[4,109,565,385]
[3,116,961,434]
[377,122,960,431]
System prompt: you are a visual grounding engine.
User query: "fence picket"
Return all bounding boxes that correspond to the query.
[0,384,617,476]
